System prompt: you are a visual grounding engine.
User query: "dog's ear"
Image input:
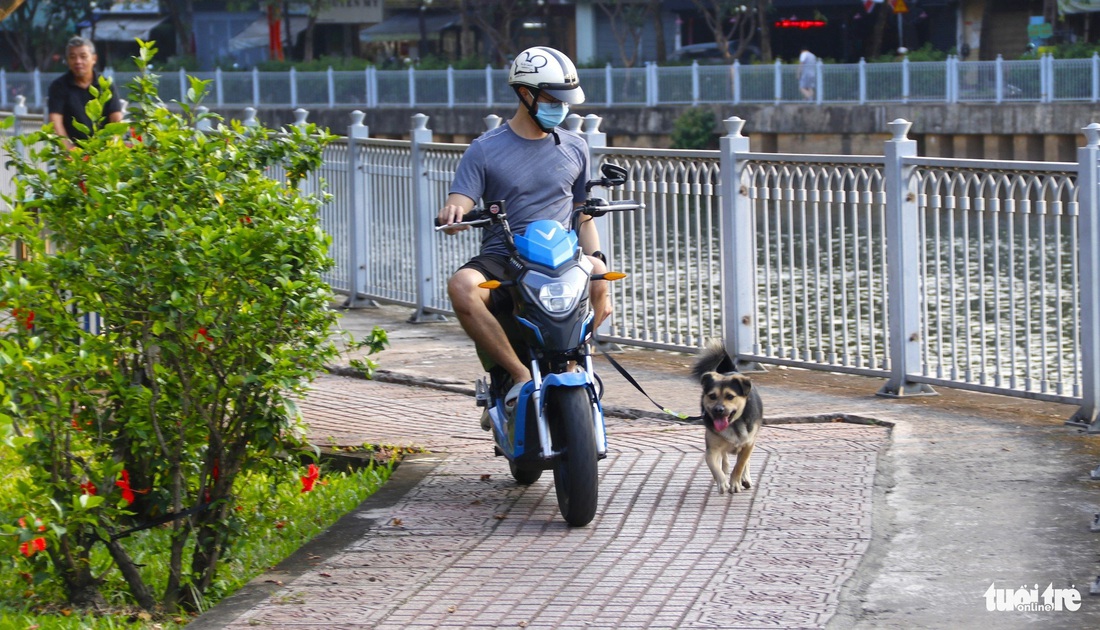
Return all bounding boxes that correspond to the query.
[730,375,752,396]
[700,372,719,390]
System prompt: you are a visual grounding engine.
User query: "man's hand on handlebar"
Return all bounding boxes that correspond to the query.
[437,193,477,235]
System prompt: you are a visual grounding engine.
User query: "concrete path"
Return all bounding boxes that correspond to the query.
[191,304,1100,629]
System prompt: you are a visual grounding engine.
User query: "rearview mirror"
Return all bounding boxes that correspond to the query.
[600,163,628,187]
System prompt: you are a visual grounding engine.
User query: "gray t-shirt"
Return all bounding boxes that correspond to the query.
[450,123,588,257]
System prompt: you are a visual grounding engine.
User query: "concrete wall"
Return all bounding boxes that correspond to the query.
[217,102,1100,162]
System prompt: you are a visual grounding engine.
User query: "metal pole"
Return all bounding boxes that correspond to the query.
[1068,123,1100,430]
[719,117,762,371]
[879,119,935,398]
[344,111,377,308]
[409,113,446,323]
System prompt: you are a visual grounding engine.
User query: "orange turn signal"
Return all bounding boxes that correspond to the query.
[478,280,502,289]
[602,272,627,281]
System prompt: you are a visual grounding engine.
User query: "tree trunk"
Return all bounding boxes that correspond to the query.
[106,537,158,611]
[869,4,889,59]
[303,16,318,63]
[649,0,666,62]
[757,0,772,62]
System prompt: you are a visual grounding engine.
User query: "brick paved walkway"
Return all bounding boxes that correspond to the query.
[212,374,888,629]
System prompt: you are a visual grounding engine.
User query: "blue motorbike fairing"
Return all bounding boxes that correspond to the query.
[498,373,600,460]
[514,220,578,269]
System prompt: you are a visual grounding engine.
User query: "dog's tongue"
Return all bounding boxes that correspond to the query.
[713,416,729,432]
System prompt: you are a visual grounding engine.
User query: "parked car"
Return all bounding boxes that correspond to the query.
[669,42,761,65]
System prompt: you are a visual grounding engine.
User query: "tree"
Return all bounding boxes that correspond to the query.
[690,0,759,63]
[461,0,542,65]
[594,0,654,68]
[0,0,103,71]
[648,0,665,62]
[159,0,194,57]
[756,0,773,62]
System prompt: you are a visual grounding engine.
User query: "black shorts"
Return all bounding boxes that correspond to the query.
[460,253,514,315]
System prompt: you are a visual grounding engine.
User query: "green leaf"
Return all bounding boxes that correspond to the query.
[77,493,105,510]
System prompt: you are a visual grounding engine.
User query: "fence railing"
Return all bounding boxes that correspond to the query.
[5,53,1100,111]
[3,107,1099,431]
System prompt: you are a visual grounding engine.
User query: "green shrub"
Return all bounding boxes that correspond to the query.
[0,40,341,614]
[670,107,719,150]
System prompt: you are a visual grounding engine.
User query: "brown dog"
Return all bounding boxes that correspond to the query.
[691,340,764,494]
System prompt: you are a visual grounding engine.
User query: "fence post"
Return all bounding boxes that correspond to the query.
[732,60,741,104]
[900,56,909,104]
[289,67,298,108]
[215,67,224,106]
[773,59,782,104]
[252,68,260,107]
[947,55,957,103]
[815,58,823,104]
[408,65,417,107]
[343,110,377,309]
[32,68,41,108]
[484,113,502,130]
[691,61,700,106]
[179,69,188,105]
[718,117,761,369]
[859,58,866,104]
[485,64,494,108]
[409,113,445,323]
[242,107,258,127]
[1093,53,1099,104]
[604,63,612,107]
[327,67,335,107]
[1,69,7,108]
[574,114,613,339]
[195,106,212,132]
[447,66,455,107]
[1068,123,1100,430]
[995,54,1003,104]
[879,119,935,398]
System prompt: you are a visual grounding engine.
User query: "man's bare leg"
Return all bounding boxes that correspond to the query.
[448,268,530,386]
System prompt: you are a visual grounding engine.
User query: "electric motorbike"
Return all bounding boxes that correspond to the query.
[436,163,641,526]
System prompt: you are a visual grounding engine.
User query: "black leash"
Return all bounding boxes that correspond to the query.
[108,500,212,541]
[596,345,700,422]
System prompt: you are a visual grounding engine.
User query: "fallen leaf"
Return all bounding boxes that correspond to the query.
[447,605,457,613]
[319,572,332,577]
[481,474,492,481]
[265,579,284,586]
[518,622,528,628]
[494,514,507,520]
[391,518,403,526]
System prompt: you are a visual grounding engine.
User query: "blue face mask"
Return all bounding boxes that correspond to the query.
[535,101,569,130]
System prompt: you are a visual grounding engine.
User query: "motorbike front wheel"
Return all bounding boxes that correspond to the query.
[548,387,599,527]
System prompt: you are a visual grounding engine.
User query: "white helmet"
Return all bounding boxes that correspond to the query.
[508,46,585,105]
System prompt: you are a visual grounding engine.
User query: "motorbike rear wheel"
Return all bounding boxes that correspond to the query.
[548,387,598,526]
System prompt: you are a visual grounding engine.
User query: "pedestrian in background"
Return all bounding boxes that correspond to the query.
[48,36,123,149]
[798,48,817,101]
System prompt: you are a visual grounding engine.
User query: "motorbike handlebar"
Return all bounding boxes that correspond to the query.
[581,199,644,218]
[434,208,491,231]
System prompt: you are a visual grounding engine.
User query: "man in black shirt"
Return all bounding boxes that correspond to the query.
[47,36,123,147]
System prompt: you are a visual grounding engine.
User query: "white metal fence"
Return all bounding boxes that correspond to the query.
[3,107,1099,429]
[4,54,1100,110]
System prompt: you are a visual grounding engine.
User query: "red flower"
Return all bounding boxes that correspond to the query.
[80,481,96,496]
[117,470,135,505]
[193,327,213,346]
[17,517,25,529]
[11,308,34,330]
[18,537,46,557]
[78,180,87,194]
[300,464,320,493]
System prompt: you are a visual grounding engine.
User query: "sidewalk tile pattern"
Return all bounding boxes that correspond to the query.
[222,375,888,629]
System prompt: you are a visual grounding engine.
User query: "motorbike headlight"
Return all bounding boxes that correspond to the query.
[538,282,579,313]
